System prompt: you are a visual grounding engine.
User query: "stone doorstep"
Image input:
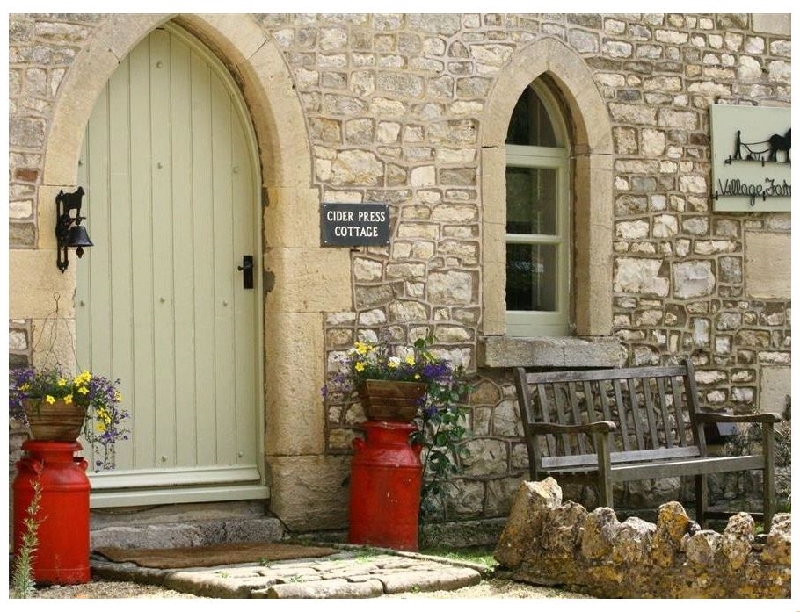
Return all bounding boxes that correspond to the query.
[91,551,484,599]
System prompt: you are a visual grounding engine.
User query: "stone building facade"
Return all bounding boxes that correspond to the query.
[8,13,791,534]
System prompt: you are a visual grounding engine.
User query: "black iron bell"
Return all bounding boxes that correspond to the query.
[67,225,93,258]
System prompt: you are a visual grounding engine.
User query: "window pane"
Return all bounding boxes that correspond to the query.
[505,167,557,235]
[505,87,557,147]
[506,243,558,312]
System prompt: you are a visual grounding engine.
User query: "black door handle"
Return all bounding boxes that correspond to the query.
[237,255,254,289]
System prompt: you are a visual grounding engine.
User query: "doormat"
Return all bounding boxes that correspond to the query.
[94,542,339,569]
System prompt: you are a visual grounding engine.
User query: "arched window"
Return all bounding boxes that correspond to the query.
[504,82,570,336]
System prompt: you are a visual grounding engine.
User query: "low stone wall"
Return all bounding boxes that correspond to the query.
[495,478,790,599]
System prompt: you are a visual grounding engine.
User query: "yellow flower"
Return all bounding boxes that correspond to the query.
[114,391,122,402]
[354,342,372,356]
[57,378,69,386]
[64,394,73,404]
[77,385,89,395]
[19,383,29,392]
[354,362,365,372]
[74,371,91,386]
[96,422,106,433]
[405,355,415,366]
[46,395,56,404]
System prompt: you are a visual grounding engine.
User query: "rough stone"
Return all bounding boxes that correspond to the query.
[496,479,791,599]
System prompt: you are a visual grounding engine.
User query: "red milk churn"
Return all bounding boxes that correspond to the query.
[13,441,91,585]
[348,421,423,551]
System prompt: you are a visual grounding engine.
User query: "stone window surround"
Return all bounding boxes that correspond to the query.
[479,37,623,369]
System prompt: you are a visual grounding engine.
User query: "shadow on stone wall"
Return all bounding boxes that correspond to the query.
[494,478,790,599]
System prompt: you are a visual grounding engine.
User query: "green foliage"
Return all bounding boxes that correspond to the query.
[10,479,43,599]
[420,546,498,569]
[412,369,472,522]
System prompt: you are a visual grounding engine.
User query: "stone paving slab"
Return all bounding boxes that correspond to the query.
[91,548,486,599]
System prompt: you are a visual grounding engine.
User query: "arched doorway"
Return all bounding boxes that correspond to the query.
[76,23,266,506]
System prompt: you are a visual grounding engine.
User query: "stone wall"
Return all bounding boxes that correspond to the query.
[495,478,791,599]
[8,13,791,530]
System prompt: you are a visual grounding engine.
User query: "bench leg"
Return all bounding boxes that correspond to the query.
[595,433,614,508]
[763,423,776,532]
[695,474,708,527]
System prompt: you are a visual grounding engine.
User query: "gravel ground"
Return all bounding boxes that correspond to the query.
[27,577,591,599]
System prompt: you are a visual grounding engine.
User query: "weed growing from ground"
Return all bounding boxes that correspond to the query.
[10,478,43,599]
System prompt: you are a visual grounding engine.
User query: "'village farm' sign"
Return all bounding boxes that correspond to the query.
[321,203,390,247]
[710,104,790,213]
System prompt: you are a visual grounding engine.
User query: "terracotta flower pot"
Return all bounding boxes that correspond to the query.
[357,379,428,422]
[22,398,88,442]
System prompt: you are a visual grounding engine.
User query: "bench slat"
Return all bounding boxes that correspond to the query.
[656,377,673,449]
[642,378,660,449]
[521,364,687,385]
[536,383,556,459]
[568,382,587,455]
[540,453,766,480]
[670,375,689,446]
[612,378,630,451]
[553,384,570,457]
[628,377,646,450]
[542,445,701,469]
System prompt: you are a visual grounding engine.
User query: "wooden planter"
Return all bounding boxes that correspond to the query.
[357,380,427,422]
[22,399,87,442]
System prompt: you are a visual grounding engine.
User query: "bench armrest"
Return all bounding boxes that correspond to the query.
[529,421,617,436]
[695,412,780,425]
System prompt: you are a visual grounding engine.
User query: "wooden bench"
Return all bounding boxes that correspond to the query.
[514,358,778,530]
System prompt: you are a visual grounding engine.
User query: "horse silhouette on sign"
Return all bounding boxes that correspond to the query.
[767,129,790,163]
[730,128,791,165]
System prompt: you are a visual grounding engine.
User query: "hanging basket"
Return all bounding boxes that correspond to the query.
[22,398,88,442]
[357,379,428,422]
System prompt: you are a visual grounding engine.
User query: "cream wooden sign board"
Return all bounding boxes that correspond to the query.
[709,104,790,212]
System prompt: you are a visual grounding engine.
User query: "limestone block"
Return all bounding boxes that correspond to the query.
[721,513,754,569]
[265,454,352,531]
[685,529,721,565]
[614,257,669,296]
[461,438,507,477]
[426,270,476,305]
[494,478,562,568]
[491,399,522,437]
[744,231,790,299]
[263,311,325,456]
[673,260,715,298]
[753,13,791,36]
[610,517,655,565]
[265,246,351,314]
[9,249,76,319]
[759,366,791,416]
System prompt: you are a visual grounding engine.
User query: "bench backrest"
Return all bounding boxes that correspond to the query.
[514,359,709,468]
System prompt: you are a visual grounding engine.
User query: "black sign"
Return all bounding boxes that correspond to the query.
[321,203,390,247]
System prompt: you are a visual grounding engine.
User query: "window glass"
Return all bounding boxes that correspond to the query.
[505,86,557,147]
[506,243,558,312]
[505,167,557,235]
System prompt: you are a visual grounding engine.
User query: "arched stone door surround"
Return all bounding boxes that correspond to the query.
[38,13,352,529]
[481,37,614,339]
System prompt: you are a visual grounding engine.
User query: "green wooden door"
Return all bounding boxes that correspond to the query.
[77,25,265,506]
